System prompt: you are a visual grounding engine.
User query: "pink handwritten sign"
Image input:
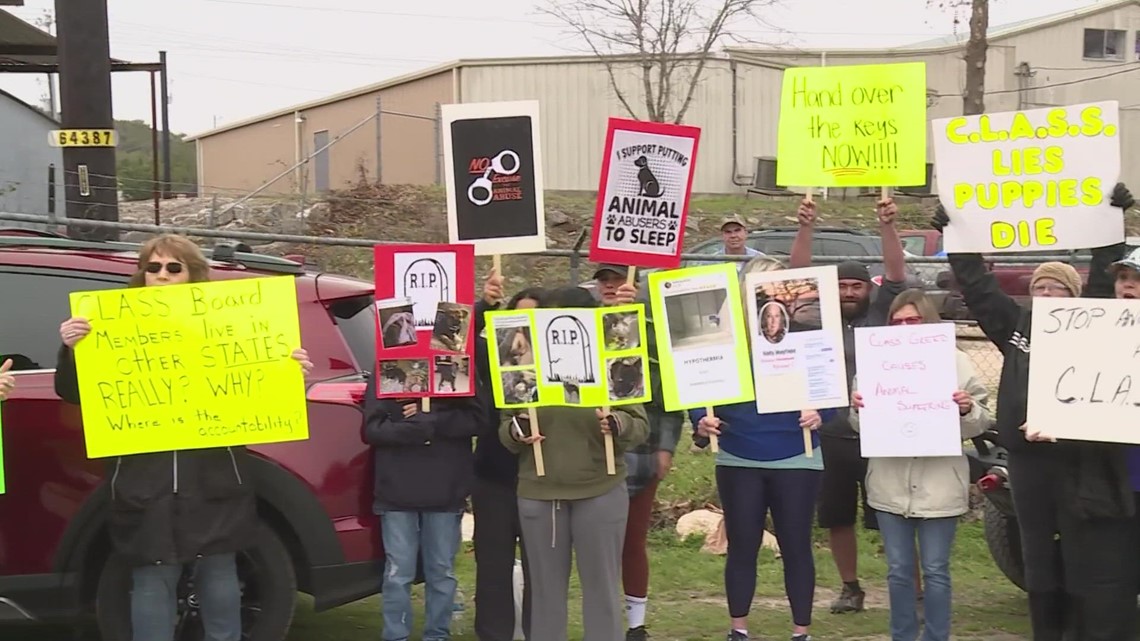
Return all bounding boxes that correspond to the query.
[854,323,961,458]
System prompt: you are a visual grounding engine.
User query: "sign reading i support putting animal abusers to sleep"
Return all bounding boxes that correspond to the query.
[442,100,547,256]
[589,118,701,269]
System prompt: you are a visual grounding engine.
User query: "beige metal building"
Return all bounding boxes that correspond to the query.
[189,0,1140,195]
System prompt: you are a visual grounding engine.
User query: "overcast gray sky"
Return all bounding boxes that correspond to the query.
[0,0,1095,135]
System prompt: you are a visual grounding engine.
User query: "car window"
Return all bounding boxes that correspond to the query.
[900,236,927,255]
[753,237,794,256]
[0,269,125,371]
[821,238,870,256]
[690,241,723,255]
[329,295,376,371]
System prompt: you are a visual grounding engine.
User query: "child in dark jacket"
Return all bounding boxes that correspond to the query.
[364,380,486,641]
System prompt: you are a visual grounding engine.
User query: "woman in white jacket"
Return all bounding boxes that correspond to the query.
[850,289,991,641]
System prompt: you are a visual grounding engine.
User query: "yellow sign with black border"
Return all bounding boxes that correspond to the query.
[48,129,117,148]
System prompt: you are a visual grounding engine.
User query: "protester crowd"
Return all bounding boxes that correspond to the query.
[8,183,1135,641]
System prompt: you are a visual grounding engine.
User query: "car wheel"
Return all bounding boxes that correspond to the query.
[982,500,1027,592]
[95,525,297,641]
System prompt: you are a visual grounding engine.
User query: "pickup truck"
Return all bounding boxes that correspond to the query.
[938,250,1098,319]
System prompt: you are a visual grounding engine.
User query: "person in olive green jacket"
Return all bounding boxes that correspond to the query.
[499,285,649,641]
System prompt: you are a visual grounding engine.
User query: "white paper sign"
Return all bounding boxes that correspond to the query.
[744,265,848,413]
[854,324,962,458]
[1028,298,1140,444]
[392,252,458,329]
[648,263,754,410]
[933,101,1122,253]
[533,309,602,388]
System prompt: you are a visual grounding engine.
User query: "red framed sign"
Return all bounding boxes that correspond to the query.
[588,118,702,269]
[373,243,476,399]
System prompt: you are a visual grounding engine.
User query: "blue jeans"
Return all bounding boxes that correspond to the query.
[877,511,957,641]
[131,553,242,641]
[380,511,462,641]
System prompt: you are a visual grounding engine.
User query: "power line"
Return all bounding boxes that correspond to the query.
[934,63,1140,98]
[200,0,544,25]
[111,25,442,66]
[1033,60,1140,71]
[197,0,951,39]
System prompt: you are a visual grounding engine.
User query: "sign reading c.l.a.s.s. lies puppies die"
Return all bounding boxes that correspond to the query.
[933,101,1123,253]
[373,243,476,399]
[442,100,547,256]
[589,118,701,269]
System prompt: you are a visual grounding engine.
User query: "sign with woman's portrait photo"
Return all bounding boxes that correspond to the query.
[442,100,547,256]
[485,305,651,409]
[647,263,754,410]
[745,265,848,413]
[373,244,476,398]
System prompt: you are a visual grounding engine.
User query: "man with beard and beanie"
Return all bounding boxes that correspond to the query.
[790,197,909,614]
[932,182,1137,641]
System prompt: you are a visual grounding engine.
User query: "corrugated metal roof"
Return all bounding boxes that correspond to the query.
[187,52,788,141]
[0,9,55,57]
[898,0,1140,50]
[726,0,1140,57]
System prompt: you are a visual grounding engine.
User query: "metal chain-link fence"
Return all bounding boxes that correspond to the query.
[0,209,1086,399]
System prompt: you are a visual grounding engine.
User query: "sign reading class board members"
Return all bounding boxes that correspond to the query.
[776,62,928,188]
[589,118,701,269]
[68,277,309,459]
[374,244,476,398]
[853,324,962,458]
[1027,298,1140,444]
[442,100,547,256]
[647,263,754,410]
[744,265,847,413]
[933,101,1122,253]
[485,305,650,409]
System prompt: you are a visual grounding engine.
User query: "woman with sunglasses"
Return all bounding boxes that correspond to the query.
[54,234,313,641]
[849,289,991,641]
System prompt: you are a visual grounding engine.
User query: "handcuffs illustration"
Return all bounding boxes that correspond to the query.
[467,149,520,206]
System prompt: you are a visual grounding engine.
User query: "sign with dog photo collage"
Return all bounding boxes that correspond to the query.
[373,244,476,399]
[485,305,651,409]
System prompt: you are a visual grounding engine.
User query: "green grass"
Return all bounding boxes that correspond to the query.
[0,437,1030,641]
[283,439,1030,641]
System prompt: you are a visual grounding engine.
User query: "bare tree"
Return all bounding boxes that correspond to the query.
[931,0,990,116]
[541,0,776,124]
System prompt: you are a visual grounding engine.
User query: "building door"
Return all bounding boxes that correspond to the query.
[313,130,330,192]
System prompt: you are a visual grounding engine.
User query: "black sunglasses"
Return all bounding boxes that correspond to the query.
[145,261,184,274]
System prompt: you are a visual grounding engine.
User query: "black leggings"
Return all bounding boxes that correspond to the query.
[716,465,821,626]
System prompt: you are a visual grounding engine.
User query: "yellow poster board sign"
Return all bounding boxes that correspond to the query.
[486,304,650,409]
[648,263,754,411]
[68,276,309,458]
[776,62,928,187]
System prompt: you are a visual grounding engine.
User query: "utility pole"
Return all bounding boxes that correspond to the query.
[159,50,172,198]
[54,0,119,240]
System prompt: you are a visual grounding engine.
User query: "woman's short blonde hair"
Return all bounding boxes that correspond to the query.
[887,288,942,324]
[128,234,211,287]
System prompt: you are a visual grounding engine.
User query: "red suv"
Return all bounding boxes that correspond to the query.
[0,230,382,639]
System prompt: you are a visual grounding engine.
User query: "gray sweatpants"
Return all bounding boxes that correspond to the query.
[518,482,628,641]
